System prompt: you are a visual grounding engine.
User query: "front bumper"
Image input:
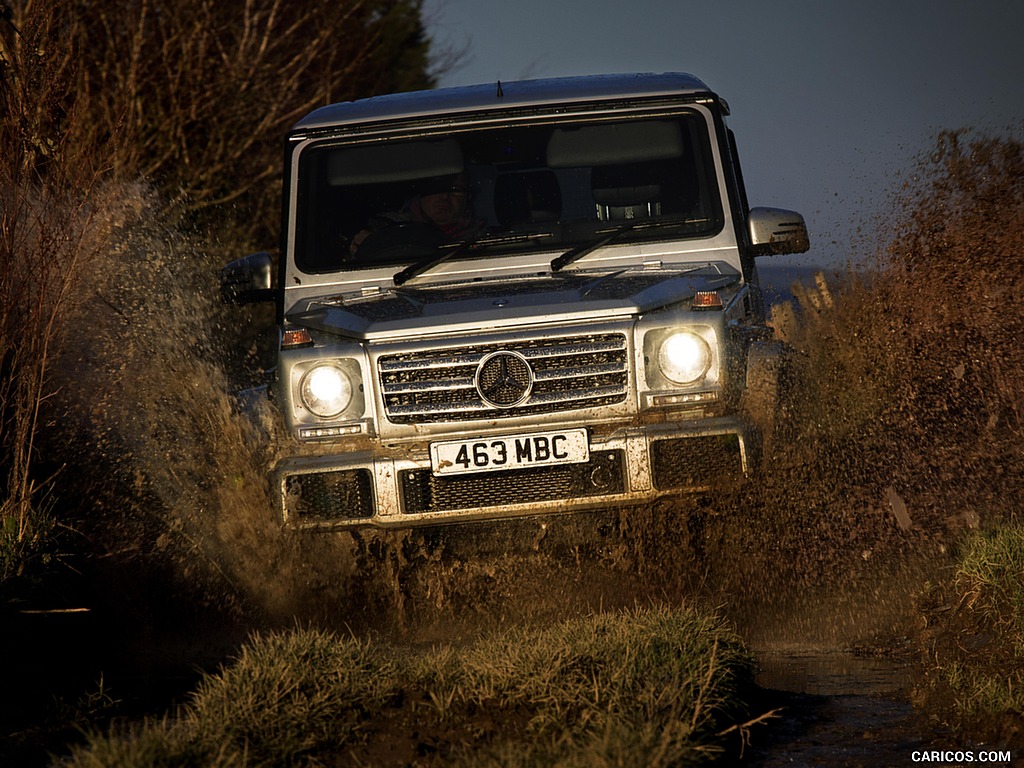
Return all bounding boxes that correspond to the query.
[275,417,751,529]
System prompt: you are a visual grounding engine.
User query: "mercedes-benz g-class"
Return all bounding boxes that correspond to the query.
[221,73,809,529]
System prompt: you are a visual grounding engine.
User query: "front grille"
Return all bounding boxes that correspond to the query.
[379,333,628,423]
[650,435,743,490]
[400,450,626,514]
[284,469,374,521]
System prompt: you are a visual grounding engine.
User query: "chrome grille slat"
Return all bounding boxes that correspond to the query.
[378,333,629,424]
[386,384,625,418]
[385,401,491,417]
[379,355,482,373]
[528,383,624,404]
[533,362,625,381]
[383,377,476,394]
[518,340,626,359]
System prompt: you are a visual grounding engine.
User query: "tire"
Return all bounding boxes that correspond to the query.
[741,340,792,455]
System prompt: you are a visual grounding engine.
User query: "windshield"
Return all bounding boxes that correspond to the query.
[294,110,723,274]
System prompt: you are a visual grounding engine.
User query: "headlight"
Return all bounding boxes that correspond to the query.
[299,364,353,418]
[658,331,712,384]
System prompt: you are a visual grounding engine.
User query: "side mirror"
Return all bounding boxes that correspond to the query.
[220,252,275,304]
[748,207,810,256]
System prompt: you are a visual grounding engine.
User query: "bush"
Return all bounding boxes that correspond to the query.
[0,0,443,596]
[0,0,130,586]
[882,130,1024,501]
[770,130,1024,534]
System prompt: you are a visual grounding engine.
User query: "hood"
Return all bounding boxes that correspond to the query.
[286,266,741,341]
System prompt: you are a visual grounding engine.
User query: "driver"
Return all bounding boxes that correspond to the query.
[349,173,483,256]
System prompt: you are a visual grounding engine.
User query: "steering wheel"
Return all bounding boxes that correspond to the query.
[354,221,444,262]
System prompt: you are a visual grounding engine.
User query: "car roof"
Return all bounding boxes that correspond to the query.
[293,72,717,132]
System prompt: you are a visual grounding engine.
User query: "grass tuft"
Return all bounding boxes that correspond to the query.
[65,605,754,767]
[918,527,1024,725]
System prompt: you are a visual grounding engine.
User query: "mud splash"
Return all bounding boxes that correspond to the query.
[36,187,362,647]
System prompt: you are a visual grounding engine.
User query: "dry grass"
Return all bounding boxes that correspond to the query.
[0,133,132,586]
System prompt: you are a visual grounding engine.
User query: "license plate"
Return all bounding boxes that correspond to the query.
[430,428,589,476]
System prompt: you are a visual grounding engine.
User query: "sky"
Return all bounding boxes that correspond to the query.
[422,0,1024,268]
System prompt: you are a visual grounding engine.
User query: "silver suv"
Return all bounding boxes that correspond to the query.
[221,73,809,529]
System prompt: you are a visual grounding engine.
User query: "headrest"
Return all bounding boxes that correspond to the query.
[415,174,467,196]
[591,162,664,206]
[494,171,562,226]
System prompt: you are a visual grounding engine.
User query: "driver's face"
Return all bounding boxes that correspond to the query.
[419,182,467,226]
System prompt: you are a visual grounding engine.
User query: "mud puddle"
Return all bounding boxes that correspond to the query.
[703,549,975,766]
[744,647,929,765]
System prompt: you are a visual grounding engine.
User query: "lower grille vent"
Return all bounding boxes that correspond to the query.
[284,469,374,520]
[400,451,626,514]
[650,435,743,490]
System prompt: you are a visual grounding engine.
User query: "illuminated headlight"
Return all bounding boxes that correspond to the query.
[299,364,353,418]
[658,331,712,384]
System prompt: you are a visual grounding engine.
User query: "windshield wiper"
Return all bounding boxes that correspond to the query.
[392,235,480,287]
[549,215,709,273]
[393,231,549,287]
[550,222,636,273]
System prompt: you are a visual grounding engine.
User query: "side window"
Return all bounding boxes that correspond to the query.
[725,127,762,293]
[726,128,751,217]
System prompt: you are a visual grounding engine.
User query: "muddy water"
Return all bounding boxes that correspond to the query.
[703,549,967,765]
[679,519,1019,758]
[744,647,928,766]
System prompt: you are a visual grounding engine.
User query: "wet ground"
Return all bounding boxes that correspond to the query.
[0,607,973,768]
[2,518,1019,767]
[745,648,929,766]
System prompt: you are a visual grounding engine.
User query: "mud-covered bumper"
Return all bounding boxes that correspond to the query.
[275,417,752,529]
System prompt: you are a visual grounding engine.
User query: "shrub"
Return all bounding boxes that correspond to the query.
[0,0,129,585]
[772,130,1024,534]
[0,0,444,595]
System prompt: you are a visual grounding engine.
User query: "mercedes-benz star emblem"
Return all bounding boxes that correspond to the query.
[476,351,533,408]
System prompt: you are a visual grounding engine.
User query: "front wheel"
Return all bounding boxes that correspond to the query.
[740,340,793,456]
